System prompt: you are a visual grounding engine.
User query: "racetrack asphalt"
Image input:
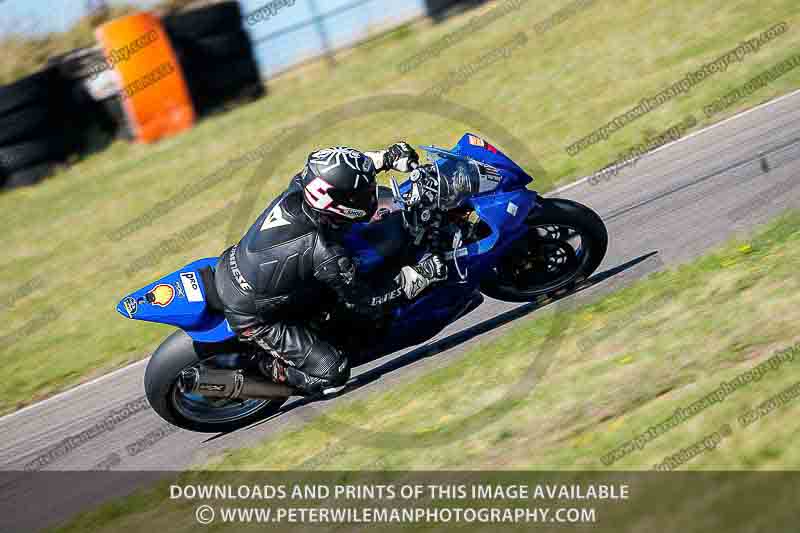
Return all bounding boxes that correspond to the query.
[1,89,800,531]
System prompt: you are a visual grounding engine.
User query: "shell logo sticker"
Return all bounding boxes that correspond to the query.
[146,284,175,307]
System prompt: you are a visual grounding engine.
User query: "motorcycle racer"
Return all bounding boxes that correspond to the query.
[214,143,448,396]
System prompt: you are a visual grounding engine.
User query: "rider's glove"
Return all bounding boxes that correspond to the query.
[398,254,448,300]
[383,142,419,172]
[404,165,438,207]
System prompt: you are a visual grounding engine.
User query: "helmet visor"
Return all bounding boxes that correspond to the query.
[333,182,377,221]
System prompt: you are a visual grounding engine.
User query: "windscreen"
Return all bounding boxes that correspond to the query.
[420,146,501,209]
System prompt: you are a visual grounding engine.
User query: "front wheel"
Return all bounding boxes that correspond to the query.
[144,331,287,433]
[481,198,608,303]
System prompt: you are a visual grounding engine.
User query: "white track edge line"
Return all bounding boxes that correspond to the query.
[549,87,800,196]
[0,358,150,424]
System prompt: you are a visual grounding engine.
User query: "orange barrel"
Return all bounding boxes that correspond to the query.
[96,13,195,143]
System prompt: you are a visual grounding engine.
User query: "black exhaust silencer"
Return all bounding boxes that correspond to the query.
[178,366,293,400]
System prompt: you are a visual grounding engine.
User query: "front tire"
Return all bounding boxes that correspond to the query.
[481,198,608,302]
[144,330,286,433]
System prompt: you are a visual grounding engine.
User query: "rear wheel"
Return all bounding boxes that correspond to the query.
[144,331,286,433]
[481,198,607,302]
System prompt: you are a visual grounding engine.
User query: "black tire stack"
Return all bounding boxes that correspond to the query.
[0,69,73,190]
[163,1,264,116]
[47,47,134,148]
[424,0,489,22]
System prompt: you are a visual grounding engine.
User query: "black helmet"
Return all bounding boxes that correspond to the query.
[301,147,378,225]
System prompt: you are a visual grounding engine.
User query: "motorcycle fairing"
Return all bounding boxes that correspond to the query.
[450,133,533,191]
[116,257,235,343]
[116,133,542,345]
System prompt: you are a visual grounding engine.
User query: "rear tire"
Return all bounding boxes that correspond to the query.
[481,198,607,302]
[144,330,286,433]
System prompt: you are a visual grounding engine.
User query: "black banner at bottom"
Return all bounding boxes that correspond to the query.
[1,471,796,532]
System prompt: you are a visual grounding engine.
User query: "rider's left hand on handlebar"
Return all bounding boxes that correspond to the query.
[399,254,448,300]
[405,164,439,207]
[384,142,419,172]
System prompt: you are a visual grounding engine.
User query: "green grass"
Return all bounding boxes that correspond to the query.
[0,1,208,84]
[2,0,800,414]
[203,211,800,471]
[0,6,138,84]
[50,208,800,532]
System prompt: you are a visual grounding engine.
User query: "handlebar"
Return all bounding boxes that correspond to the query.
[387,164,474,281]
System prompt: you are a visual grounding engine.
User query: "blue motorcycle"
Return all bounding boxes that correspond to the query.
[118,134,607,432]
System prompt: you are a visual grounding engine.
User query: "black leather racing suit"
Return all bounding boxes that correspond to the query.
[214,180,407,395]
